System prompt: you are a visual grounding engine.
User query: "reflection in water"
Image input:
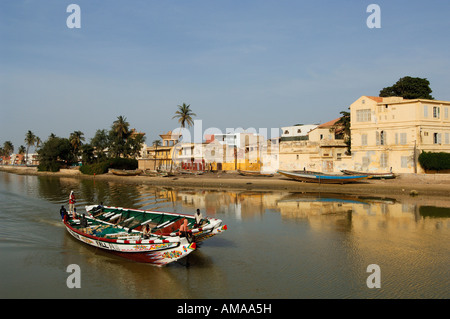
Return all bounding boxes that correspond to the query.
[1,172,449,299]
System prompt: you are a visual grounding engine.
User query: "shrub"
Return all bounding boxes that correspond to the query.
[79,161,110,175]
[79,158,138,175]
[418,151,450,171]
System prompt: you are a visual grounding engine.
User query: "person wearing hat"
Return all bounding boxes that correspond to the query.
[69,191,76,214]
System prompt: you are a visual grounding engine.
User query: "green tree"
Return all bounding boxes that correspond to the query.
[330,111,351,155]
[37,137,72,171]
[91,129,110,161]
[379,76,434,99]
[126,133,146,159]
[24,130,36,164]
[3,141,14,158]
[80,143,95,164]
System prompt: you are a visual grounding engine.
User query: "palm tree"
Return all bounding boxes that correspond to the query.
[35,136,42,149]
[172,103,196,171]
[172,103,196,130]
[112,115,130,140]
[69,131,85,161]
[111,116,130,158]
[3,141,14,164]
[18,145,26,164]
[152,139,161,157]
[25,130,36,164]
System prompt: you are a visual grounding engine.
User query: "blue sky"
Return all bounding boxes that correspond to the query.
[1,0,449,150]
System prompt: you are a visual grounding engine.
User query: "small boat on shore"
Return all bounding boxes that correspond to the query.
[341,170,396,179]
[111,169,143,176]
[63,204,227,266]
[277,170,370,184]
[238,170,274,177]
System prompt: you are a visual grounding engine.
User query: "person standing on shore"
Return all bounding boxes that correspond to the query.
[69,191,76,213]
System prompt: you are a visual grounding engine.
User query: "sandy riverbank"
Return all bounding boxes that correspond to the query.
[2,165,450,199]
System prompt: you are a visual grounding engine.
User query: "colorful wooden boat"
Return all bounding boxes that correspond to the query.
[63,205,227,266]
[277,170,370,184]
[341,170,396,179]
[238,170,274,177]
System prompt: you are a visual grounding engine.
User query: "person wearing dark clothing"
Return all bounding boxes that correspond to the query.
[60,205,68,221]
[80,214,88,228]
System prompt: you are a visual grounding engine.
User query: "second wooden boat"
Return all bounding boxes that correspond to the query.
[238,170,274,177]
[277,170,369,184]
[341,170,396,179]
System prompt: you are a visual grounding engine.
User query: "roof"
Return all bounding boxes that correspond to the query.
[366,96,383,103]
[317,117,341,128]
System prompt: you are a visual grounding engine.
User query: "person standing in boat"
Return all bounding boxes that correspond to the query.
[69,191,76,214]
[60,205,68,221]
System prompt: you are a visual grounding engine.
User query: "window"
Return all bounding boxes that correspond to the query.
[336,153,342,161]
[380,153,388,168]
[424,105,428,117]
[395,133,398,145]
[380,131,385,145]
[284,130,289,134]
[297,129,301,133]
[445,107,449,119]
[356,109,371,122]
[376,131,386,145]
[362,156,370,167]
[434,133,442,144]
[433,106,440,119]
[296,155,299,160]
[445,133,449,144]
[400,133,407,145]
[401,156,408,168]
[361,134,368,146]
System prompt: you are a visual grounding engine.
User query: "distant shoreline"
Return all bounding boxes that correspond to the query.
[1,165,450,200]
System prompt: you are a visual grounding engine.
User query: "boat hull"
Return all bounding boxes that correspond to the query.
[64,222,195,266]
[341,170,396,179]
[277,170,369,184]
[238,170,274,177]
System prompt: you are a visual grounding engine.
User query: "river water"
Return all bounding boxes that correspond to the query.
[0,171,449,299]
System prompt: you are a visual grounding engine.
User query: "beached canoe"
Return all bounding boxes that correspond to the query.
[277,170,370,184]
[111,169,143,176]
[238,170,274,177]
[341,170,396,179]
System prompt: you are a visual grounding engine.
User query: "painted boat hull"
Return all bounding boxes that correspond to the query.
[277,170,369,184]
[64,220,196,266]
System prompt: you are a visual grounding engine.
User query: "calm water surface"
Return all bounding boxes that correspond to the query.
[0,171,449,299]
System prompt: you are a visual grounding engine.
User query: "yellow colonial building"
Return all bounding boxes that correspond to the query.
[350,96,450,173]
[139,131,181,171]
[278,120,351,172]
